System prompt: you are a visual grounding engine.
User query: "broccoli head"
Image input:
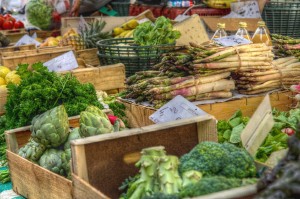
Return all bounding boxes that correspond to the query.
[142,193,180,199]
[179,142,256,178]
[179,176,242,197]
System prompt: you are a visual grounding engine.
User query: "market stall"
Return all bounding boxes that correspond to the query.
[0,0,299,198]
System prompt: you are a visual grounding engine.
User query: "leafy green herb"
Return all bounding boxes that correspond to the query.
[133,16,181,46]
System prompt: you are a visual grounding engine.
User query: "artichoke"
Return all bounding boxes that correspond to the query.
[85,105,108,120]
[64,128,81,150]
[39,149,64,176]
[31,105,69,148]
[79,111,114,138]
[18,139,46,162]
[61,149,72,179]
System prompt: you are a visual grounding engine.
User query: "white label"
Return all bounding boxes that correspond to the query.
[149,95,208,124]
[230,1,261,18]
[15,34,41,47]
[138,18,151,24]
[43,51,78,72]
[78,15,88,33]
[213,35,252,47]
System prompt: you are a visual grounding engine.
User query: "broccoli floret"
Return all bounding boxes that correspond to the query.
[142,193,180,199]
[179,142,256,178]
[179,176,242,197]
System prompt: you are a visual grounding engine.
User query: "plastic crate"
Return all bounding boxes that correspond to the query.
[111,0,131,16]
[262,0,300,38]
[97,38,175,77]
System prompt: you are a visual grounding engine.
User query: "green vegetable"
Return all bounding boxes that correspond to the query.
[18,139,46,162]
[182,170,203,188]
[217,110,249,147]
[61,149,71,179]
[179,142,256,179]
[103,94,128,127]
[180,176,257,198]
[25,0,53,30]
[121,146,183,199]
[79,106,114,137]
[39,149,64,176]
[31,105,69,148]
[0,169,10,184]
[133,16,181,46]
[142,193,180,199]
[64,128,81,150]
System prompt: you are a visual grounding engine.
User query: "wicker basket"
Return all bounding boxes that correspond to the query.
[262,0,300,38]
[97,38,175,77]
[111,0,131,16]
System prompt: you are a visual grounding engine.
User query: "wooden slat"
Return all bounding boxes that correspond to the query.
[7,150,72,199]
[71,116,216,198]
[76,48,100,67]
[72,174,109,199]
[119,91,293,128]
[0,89,7,115]
[1,29,27,43]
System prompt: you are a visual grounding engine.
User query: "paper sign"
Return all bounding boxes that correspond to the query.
[149,95,208,124]
[15,34,41,47]
[230,0,261,18]
[138,18,151,24]
[213,35,252,47]
[43,51,78,72]
[78,15,89,32]
[241,95,274,156]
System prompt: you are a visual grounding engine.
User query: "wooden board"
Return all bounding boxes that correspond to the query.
[69,63,126,92]
[1,46,73,70]
[28,30,61,40]
[120,91,293,128]
[0,89,7,115]
[7,150,72,199]
[1,29,27,43]
[0,44,36,65]
[75,48,100,67]
[71,115,217,199]
[5,109,111,199]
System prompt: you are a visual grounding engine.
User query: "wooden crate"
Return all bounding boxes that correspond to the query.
[68,63,126,93]
[0,44,36,64]
[5,109,112,199]
[1,46,73,70]
[120,91,293,128]
[28,30,61,40]
[0,89,7,115]
[1,29,27,43]
[71,115,217,198]
[75,48,100,67]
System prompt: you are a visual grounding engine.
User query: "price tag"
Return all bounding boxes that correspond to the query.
[149,95,208,124]
[43,51,78,72]
[230,0,261,18]
[15,34,41,47]
[213,35,252,47]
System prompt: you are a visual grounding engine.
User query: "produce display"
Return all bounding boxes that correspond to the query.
[120,143,257,198]
[256,123,300,199]
[218,109,300,164]
[0,66,20,89]
[272,34,300,58]
[0,14,24,30]
[113,19,139,38]
[133,16,181,46]
[18,105,120,179]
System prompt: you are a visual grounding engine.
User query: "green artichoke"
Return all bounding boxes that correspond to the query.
[79,111,114,138]
[39,149,64,176]
[18,139,46,162]
[31,105,69,148]
[85,105,108,120]
[64,128,81,150]
[61,149,72,179]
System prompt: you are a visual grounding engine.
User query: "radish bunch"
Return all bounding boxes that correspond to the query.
[290,84,300,104]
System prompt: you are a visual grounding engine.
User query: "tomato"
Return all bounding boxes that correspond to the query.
[0,17,5,28]
[3,14,11,19]
[14,21,24,29]
[2,20,13,30]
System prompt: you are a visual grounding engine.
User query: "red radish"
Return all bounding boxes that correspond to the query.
[290,84,300,93]
[281,128,295,136]
[2,20,13,30]
[107,115,118,125]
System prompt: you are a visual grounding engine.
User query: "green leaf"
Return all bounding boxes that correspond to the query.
[229,117,242,128]
[229,110,242,121]
[229,123,245,144]
[223,129,232,140]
